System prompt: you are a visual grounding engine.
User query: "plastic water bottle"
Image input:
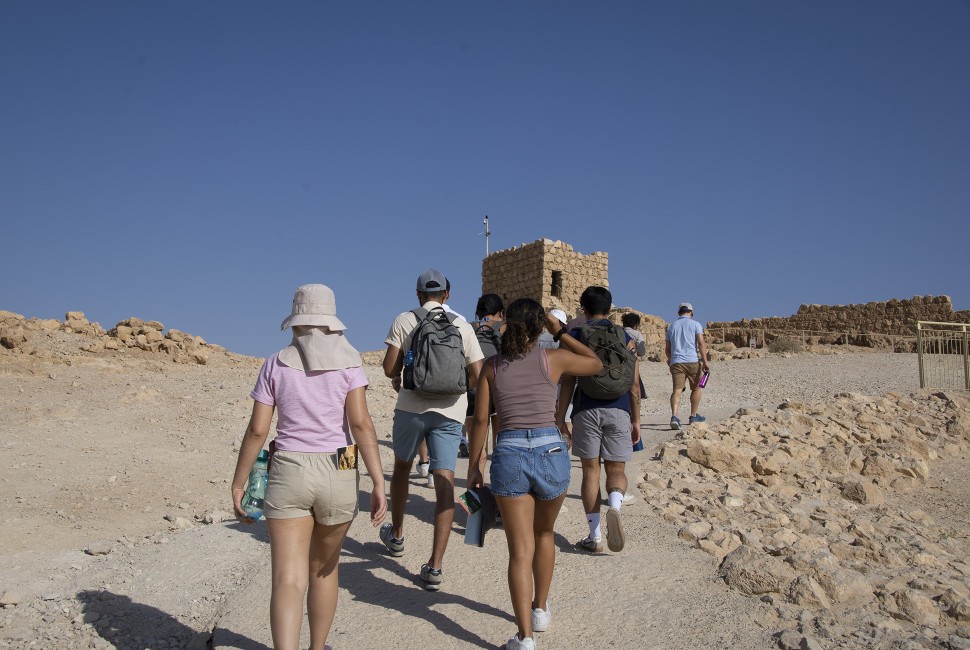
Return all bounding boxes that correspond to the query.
[698,370,710,389]
[242,449,270,520]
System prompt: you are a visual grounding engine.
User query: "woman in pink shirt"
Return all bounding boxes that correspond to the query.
[232,284,386,650]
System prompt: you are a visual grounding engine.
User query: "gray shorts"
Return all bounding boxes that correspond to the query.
[571,407,633,462]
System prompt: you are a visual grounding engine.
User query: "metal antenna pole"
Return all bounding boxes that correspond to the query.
[483,215,490,257]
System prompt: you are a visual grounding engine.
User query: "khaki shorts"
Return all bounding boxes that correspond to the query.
[670,362,702,391]
[264,450,359,525]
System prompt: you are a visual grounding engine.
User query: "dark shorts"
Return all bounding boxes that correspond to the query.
[465,389,496,418]
[490,428,570,499]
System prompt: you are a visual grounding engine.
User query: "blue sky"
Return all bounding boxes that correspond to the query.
[2,2,968,357]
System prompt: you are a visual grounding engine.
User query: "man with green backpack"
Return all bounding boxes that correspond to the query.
[555,286,640,554]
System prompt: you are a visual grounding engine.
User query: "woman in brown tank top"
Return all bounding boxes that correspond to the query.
[467,298,602,650]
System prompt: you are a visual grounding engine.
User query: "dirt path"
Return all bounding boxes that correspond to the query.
[0,349,938,649]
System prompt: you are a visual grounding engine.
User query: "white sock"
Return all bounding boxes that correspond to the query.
[608,490,623,511]
[586,512,601,539]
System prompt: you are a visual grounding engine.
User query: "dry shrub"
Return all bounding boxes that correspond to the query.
[768,336,805,354]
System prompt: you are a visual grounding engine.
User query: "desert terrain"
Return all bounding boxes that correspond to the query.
[1,311,968,649]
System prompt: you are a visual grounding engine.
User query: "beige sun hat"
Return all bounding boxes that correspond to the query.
[278,284,361,371]
[280,284,347,331]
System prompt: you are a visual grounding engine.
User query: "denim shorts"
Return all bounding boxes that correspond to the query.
[490,427,570,499]
[391,409,463,472]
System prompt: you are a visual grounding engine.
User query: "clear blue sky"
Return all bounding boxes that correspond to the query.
[2,2,968,357]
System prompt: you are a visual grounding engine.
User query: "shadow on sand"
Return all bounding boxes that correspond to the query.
[77,590,265,650]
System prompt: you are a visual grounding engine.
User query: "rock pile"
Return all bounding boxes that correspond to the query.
[0,310,242,366]
[644,389,970,648]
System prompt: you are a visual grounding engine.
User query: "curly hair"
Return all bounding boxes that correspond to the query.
[500,298,545,358]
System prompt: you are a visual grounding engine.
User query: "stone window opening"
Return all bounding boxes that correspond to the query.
[551,271,563,298]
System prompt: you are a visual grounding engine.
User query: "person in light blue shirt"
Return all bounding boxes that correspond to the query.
[664,303,710,430]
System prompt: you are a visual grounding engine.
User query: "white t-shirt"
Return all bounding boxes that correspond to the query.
[385,301,484,422]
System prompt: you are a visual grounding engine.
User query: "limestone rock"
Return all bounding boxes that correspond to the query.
[893,589,940,626]
[841,479,884,505]
[686,440,754,477]
[84,541,113,555]
[719,545,795,595]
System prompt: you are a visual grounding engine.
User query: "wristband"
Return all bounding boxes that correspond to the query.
[553,328,567,342]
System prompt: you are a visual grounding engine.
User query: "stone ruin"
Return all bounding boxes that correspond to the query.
[480,238,668,357]
[482,238,609,316]
[647,389,970,648]
[0,310,244,366]
[707,296,970,351]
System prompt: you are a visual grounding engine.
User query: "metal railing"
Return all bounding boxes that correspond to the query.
[917,321,970,390]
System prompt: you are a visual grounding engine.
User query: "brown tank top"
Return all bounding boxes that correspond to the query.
[492,345,558,432]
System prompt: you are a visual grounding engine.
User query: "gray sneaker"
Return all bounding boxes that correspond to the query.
[576,536,605,553]
[420,563,442,591]
[670,416,682,430]
[379,523,404,557]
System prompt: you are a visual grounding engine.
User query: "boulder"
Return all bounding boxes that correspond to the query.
[686,440,754,478]
[841,479,884,505]
[719,545,795,595]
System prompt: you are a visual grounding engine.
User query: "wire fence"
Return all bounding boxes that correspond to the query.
[917,321,970,390]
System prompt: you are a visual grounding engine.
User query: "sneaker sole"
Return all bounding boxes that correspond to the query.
[606,508,625,552]
[421,579,442,591]
[670,421,681,430]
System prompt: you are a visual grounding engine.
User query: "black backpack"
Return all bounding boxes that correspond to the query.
[577,321,636,400]
[474,320,503,359]
[402,307,467,397]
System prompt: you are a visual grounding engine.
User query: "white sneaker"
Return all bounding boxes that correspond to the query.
[531,601,551,632]
[427,472,435,488]
[505,634,536,649]
[416,461,430,478]
[622,493,636,505]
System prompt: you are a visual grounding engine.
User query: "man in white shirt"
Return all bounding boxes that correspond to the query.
[380,269,484,591]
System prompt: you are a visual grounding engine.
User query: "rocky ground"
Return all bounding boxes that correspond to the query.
[0,311,967,649]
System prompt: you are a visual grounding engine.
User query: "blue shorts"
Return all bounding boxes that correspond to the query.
[391,410,463,473]
[490,428,570,499]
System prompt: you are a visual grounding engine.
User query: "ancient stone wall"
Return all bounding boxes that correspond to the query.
[481,239,608,317]
[707,296,969,349]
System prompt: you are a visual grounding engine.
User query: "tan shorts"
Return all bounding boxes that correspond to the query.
[264,450,359,525]
[670,363,702,391]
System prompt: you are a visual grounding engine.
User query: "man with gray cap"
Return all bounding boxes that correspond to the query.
[381,269,484,590]
[665,302,710,430]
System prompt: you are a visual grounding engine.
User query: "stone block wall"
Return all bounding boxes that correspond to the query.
[482,239,608,316]
[707,296,970,349]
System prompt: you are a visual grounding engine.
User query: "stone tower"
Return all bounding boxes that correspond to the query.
[481,239,609,318]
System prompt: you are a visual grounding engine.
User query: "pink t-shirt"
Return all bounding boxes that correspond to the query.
[250,353,369,453]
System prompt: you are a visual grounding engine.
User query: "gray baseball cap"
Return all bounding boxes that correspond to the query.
[678,302,693,314]
[416,269,447,292]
